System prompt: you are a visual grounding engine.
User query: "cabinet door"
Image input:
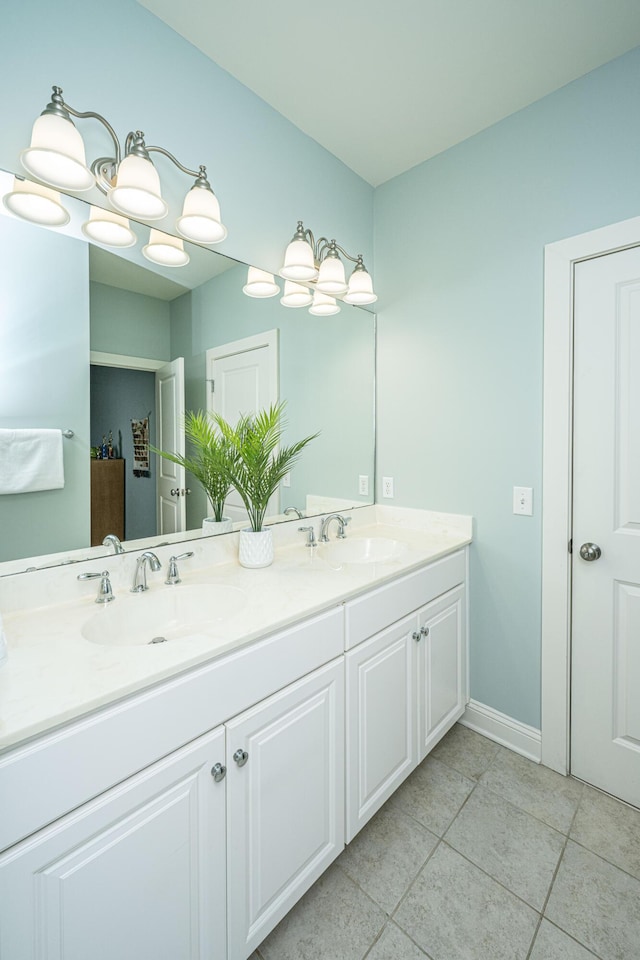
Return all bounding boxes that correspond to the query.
[0,727,226,960]
[418,584,466,760]
[226,658,344,960]
[345,614,417,841]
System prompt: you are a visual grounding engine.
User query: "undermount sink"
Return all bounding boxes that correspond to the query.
[82,583,246,647]
[322,536,407,566]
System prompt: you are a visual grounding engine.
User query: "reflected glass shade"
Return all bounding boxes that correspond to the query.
[280,238,318,282]
[243,267,279,298]
[315,255,347,295]
[309,291,340,316]
[2,177,70,227]
[177,185,227,244]
[280,280,313,308]
[343,267,378,305]
[20,113,94,192]
[82,206,136,248]
[109,154,168,220]
[142,229,190,267]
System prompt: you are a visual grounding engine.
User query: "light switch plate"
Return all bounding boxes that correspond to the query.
[513,486,533,516]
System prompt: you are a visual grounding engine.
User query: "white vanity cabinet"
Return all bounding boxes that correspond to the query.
[345,550,467,840]
[0,726,228,960]
[226,658,344,960]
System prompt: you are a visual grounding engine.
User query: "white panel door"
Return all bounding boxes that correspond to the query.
[226,658,344,960]
[345,615,417,841]
[572,248,640,807]
[0,727,227,960]
[417,585,466,760]
[156,357,186,534]
[206,331,278,524]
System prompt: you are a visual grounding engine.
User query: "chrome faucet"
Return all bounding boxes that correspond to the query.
[102,534,124,554]
[319,513,351,543]
[131,551,162,593]
[285,506,304,519]
[165,551,194,585]
[78,570,114,603]
[298,525,317,548]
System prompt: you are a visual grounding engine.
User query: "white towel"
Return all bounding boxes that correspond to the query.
[0,428,65,495]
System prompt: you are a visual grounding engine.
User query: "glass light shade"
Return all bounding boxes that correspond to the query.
[2,177,70,227]
[81,206,136,248]
[20,113,94,191]
[176,186,227,243]
[315,255,347,295]
[343,267,378,305]
[142,229,190,267]
[280,280,313,308]
[309,291,340,316]
[243,267,279,298]
[109,154,168,220]
[279,238,318,282]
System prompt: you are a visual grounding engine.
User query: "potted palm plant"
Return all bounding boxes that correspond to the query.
[154,410,234,536]
[212,401,318,568]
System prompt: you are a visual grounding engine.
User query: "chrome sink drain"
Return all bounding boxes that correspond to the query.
[149,636,168,645]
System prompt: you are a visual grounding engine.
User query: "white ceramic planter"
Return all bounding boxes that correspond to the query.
[202,517,233,537]
[238,528,274,568]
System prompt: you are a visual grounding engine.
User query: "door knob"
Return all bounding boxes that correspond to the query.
[170,488,180,497]
[579,542,602,562]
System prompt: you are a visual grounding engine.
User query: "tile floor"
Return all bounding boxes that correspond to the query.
[252,723,640,960]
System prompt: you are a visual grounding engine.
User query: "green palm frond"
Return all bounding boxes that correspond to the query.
[152,410,233,522]
[211,401,319,532]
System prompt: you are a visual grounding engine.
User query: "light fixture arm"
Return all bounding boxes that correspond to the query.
[45,87,122,165]
[144,144,211,186]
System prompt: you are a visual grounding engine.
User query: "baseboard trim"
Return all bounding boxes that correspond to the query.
[460,699,542,763]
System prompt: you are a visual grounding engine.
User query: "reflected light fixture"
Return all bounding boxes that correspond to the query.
[142,228,190,267]
[243,267,280,298]
[2,176,70,227]
[309,291,340,316]
[81,206,136,248]
[18,86,226,245]
[280,280,313,308]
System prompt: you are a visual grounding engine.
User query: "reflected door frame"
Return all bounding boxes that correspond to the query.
[541,215,640,776]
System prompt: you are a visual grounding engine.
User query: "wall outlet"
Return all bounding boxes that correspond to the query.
[282,472,291,488]
[513,486,533,516]
[382,476,394,498]
[358,475,369,496]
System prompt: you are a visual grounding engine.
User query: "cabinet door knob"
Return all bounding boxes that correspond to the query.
[233,748,249,767]
[420,625,430,637]
[412,630,421,642]
[211,762,226,782]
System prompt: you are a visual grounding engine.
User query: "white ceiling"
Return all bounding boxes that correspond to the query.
[139,0,640,187]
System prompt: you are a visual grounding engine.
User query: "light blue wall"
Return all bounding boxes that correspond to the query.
[0,0,373,277]
[374,47,640,728]
[0,216,89,561]
[90,282,171,361]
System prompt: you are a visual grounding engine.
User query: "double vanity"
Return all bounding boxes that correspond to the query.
[0,505,471,960]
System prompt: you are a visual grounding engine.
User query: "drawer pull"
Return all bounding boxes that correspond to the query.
[211,762,226,782]
[420,625,430,637]
[233,749,249,767]
[412,630,421,642]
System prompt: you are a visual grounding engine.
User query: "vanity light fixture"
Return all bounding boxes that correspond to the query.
[281,221,377,310]
[2,176,70,227]
[243,267,280,298]
[18,85,227,244]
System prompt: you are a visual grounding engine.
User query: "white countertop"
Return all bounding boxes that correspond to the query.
[0,506,471,753]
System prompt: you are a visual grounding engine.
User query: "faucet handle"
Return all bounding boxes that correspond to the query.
[165,551,194,585]
[298,526,317,548]
[78,570,114,603]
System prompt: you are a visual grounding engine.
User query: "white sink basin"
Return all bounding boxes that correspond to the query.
[322,536,407,566]
[82,584,246,647]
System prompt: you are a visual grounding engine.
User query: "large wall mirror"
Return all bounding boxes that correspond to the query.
[0,169,376,574]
